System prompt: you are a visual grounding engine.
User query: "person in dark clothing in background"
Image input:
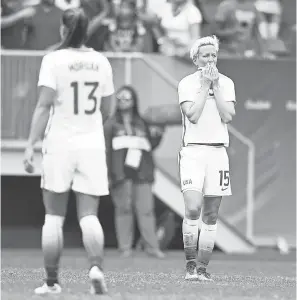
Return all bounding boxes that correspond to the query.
[104,85,165,259]
[1,0,35,49]
[25,0,63,50]
[84,0,110,51]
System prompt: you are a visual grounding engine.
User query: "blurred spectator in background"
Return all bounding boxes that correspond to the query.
[103,0,149,52]
[25,0,63,50]
[212,0,274,58]
[192,0,207,24]
[255,0,282,40]
[84,0,110,50]
[255,0,288,56]
[111,0,146,16]
[144,0,167,20]
[105,85,165,259]
[288,24,296,56]
[55,0,81,10]
[152,0,202,57]
[1,0,34,49]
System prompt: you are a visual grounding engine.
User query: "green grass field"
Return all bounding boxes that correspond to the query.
[1,249,296,300]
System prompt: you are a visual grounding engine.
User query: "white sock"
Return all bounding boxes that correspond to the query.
[79,215,104,269]
[182,218,199,264]
[197,222,217,269]
[42,214,64,285]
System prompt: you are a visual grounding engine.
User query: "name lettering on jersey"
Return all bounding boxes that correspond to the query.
[69,61,100,72]
[183,179,192,186]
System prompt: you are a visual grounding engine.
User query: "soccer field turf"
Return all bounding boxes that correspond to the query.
[1,249,296,300]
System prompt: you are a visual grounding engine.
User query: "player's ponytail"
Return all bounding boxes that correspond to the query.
[58,8,89,50]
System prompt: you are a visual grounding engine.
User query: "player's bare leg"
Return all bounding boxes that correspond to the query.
[197,196,221,281]
[182,190,203,280]
[76,192,107,295]
[34,190,68,295]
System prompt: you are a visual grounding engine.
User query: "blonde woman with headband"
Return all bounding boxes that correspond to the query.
[178,35,236,281]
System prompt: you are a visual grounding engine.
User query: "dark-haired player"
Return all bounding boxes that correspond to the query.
[23,8,114,295]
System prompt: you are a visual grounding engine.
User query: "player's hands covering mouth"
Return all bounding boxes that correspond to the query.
[201,63,219,85]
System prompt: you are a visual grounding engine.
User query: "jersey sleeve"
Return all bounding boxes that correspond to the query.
[102,58,115,97]
[178,78,195,104]
[224,79,236,103]
[38,55,56,90]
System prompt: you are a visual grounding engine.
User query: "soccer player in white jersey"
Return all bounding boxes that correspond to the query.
[23,8,114,295]
[178,35,236,281]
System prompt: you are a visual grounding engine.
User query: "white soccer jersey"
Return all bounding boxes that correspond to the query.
[178,71,236,147]
[38,48,114,153]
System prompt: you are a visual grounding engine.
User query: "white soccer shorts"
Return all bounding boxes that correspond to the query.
[178,145,232,196]
[41,149,109,196]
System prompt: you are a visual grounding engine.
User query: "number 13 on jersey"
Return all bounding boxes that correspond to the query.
[70,81,100,115]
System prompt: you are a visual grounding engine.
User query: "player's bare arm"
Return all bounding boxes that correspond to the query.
[24,86,55,173]
[211,66,236,123]
[180,92,208,124]
[212,88,235,123]
[27,86,55,147]
[213,90,235,123]
[180,65,212,124]
[101,95,115,125]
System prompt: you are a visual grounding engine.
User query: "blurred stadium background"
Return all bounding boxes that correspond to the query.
[1,1,296,299]
[1,0,296,254]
